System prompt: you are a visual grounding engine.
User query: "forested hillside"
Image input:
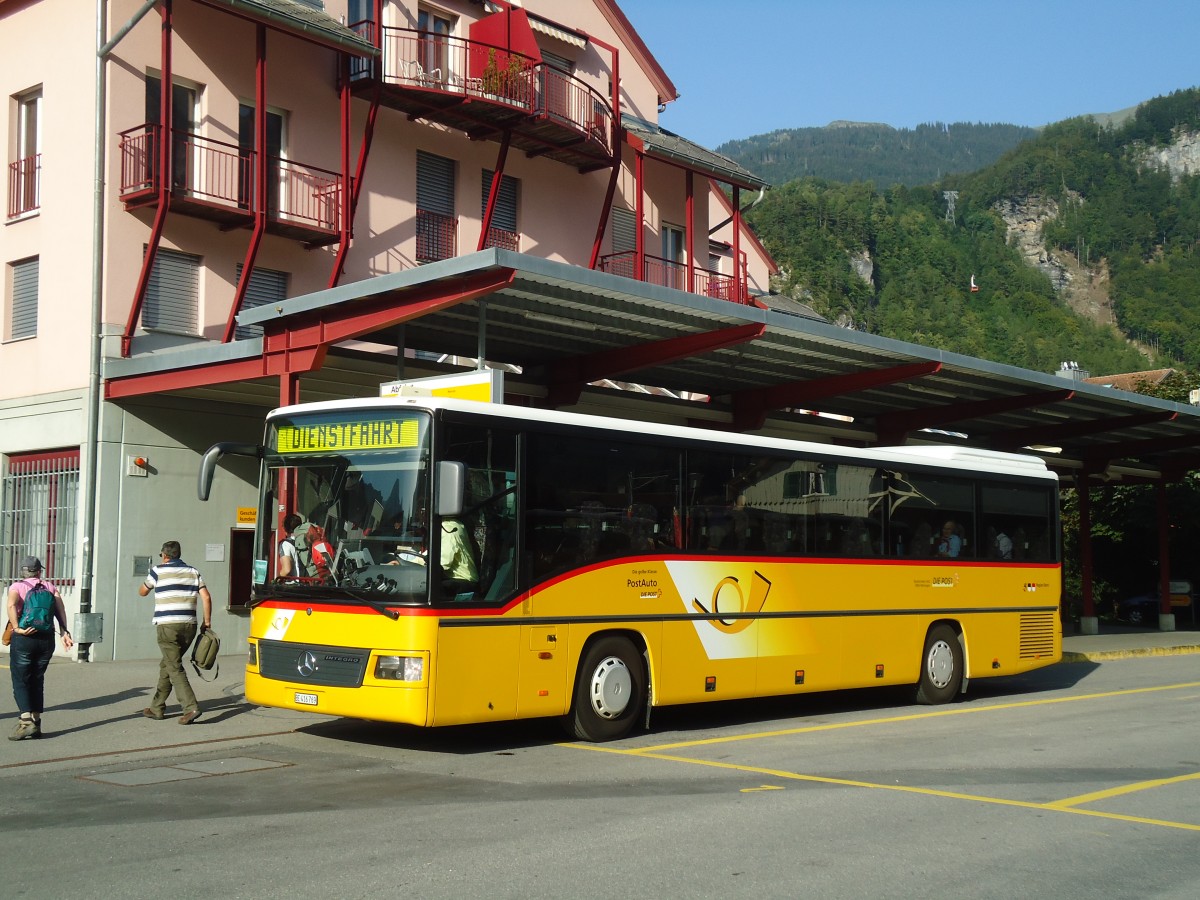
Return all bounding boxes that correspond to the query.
[719,122,1038,188]
[745,88,1200,377]
[957,88,1200,369]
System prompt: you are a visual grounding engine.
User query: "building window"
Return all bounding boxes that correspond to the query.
[611,207,636,254]
[600,207,638,279]
[1,448,80,586]
[145,75,198,192]
[6,256,38,341]
[417,8,454,79]
[144,247,201,335]
[233,264,288,340]
[416,150,456,262]
[8,88,41,218]
[481,169,519,251]
[660,223,686,289]
[237,103,285,214]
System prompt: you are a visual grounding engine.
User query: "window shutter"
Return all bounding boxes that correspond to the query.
[144,248,200,334]
[481,170,519,232]
[416,150,455,215]
[540,50,574,74]
[10,257,39,340]
[233,265,288,340]
[611,207,636,254]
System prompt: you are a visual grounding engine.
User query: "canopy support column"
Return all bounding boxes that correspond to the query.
[1076,474,1098,635]
[1156,482,1176,632]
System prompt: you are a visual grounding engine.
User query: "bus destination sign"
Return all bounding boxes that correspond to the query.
[276,419,419,453]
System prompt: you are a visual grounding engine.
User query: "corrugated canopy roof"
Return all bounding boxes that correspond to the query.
[108,250,1200,485]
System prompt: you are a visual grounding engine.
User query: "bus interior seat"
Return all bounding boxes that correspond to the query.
[482,554,515,603]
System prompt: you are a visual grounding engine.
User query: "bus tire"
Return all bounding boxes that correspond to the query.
[567,636,645,742]
[915,624,962,705]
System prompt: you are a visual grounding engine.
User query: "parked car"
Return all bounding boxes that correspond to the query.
[1116,591,1161,626]
[1116,581,1194,627]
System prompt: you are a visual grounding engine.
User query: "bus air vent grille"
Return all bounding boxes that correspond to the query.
[258,638,369,687]
[1018,612,1057,659]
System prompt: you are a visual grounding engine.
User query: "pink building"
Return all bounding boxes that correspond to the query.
[2,0,777,660]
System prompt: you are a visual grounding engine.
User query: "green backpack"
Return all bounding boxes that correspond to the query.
[18,582,55,633]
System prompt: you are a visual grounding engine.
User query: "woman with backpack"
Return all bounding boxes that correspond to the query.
[6,555,73,741]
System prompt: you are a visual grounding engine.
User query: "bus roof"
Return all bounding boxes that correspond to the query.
[268,395,1057,482]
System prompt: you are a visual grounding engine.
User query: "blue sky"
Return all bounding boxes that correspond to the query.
[621,0,1200,149]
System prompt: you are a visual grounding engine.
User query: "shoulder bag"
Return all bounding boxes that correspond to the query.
[190,626,220,681]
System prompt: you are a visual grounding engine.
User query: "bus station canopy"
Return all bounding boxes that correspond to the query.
[109,249,1200,484]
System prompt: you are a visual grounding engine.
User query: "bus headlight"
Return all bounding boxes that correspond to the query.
[375,655,424,682]
[247,642,258,667]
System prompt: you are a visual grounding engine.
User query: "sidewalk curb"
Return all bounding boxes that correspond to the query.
[1062,644,1200,663]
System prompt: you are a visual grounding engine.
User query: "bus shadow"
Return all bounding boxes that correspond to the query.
[296,715,568,754]
[291,663,1099,753]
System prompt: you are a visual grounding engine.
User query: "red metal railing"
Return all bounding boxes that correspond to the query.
[175,132,252,207]
[7,153,41,218]
[119,124,158,194]
[599,251,751,304]
[379,27,536,111]
[120,124,248,203]
[417,209,457,262]
[483,225,519,252]
[273,158,342,231]
[536,68,612,154]
[118,123,343,234]
[359,26,612,153]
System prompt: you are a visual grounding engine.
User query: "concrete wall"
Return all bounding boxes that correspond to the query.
[88,396,264,661]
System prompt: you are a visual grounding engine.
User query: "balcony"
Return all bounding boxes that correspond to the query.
[117,124,345,246]
[7,153,40,218]
[600,251,752,305]
[351,25,613,172]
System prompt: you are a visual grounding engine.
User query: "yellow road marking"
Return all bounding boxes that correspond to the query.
[1049,771,1200,809]
[560,680,1200,833]
[740,785,784,793]
[637,681,1200,752]
[566,744,1200,832]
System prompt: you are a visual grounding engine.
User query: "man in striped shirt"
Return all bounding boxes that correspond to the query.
[138,540,213,724]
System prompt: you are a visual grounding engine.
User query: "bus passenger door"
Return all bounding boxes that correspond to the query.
[517,624,569,718]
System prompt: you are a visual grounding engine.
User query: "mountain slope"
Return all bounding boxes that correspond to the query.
[741,90,1200,377]
[719,121,1039,188]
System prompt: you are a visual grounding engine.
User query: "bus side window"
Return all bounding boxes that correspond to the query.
[443,422,518,603]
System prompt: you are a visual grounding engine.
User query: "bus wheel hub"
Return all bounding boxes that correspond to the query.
[590,656,632,719]
[927,640,955,688]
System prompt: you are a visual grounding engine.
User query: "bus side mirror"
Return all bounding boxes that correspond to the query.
[198,442,263,501]
[437,461,466,517]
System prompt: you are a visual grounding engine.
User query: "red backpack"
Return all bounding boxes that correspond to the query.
[295,522,335,579]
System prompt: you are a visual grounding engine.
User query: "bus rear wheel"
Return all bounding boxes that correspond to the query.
[915,624,962,705]
[567,636,645,742]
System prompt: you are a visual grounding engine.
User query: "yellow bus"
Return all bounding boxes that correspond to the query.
[200,396,1061,741]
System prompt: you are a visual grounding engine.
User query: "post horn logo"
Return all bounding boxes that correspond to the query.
[691,571,772,634]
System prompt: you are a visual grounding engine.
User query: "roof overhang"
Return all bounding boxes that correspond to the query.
[623,116,768,191]
[195,0,379,56]
[105,250,1200,483]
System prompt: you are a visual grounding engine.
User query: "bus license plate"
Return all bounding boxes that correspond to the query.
[295,692,319,706]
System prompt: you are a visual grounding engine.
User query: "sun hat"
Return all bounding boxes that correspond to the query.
[19,555,43,572]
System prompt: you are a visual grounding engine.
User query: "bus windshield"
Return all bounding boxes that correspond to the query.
[255,410,432,605]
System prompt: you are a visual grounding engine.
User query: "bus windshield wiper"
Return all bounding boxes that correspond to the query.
[336,589,402,619]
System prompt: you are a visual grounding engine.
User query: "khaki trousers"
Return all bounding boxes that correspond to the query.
[150,622,198,714]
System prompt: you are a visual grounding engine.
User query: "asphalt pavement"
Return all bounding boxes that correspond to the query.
[3,624,1199,766]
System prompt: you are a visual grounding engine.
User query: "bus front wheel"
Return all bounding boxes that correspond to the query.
[567,636,645,742]
[915,624,962,705]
